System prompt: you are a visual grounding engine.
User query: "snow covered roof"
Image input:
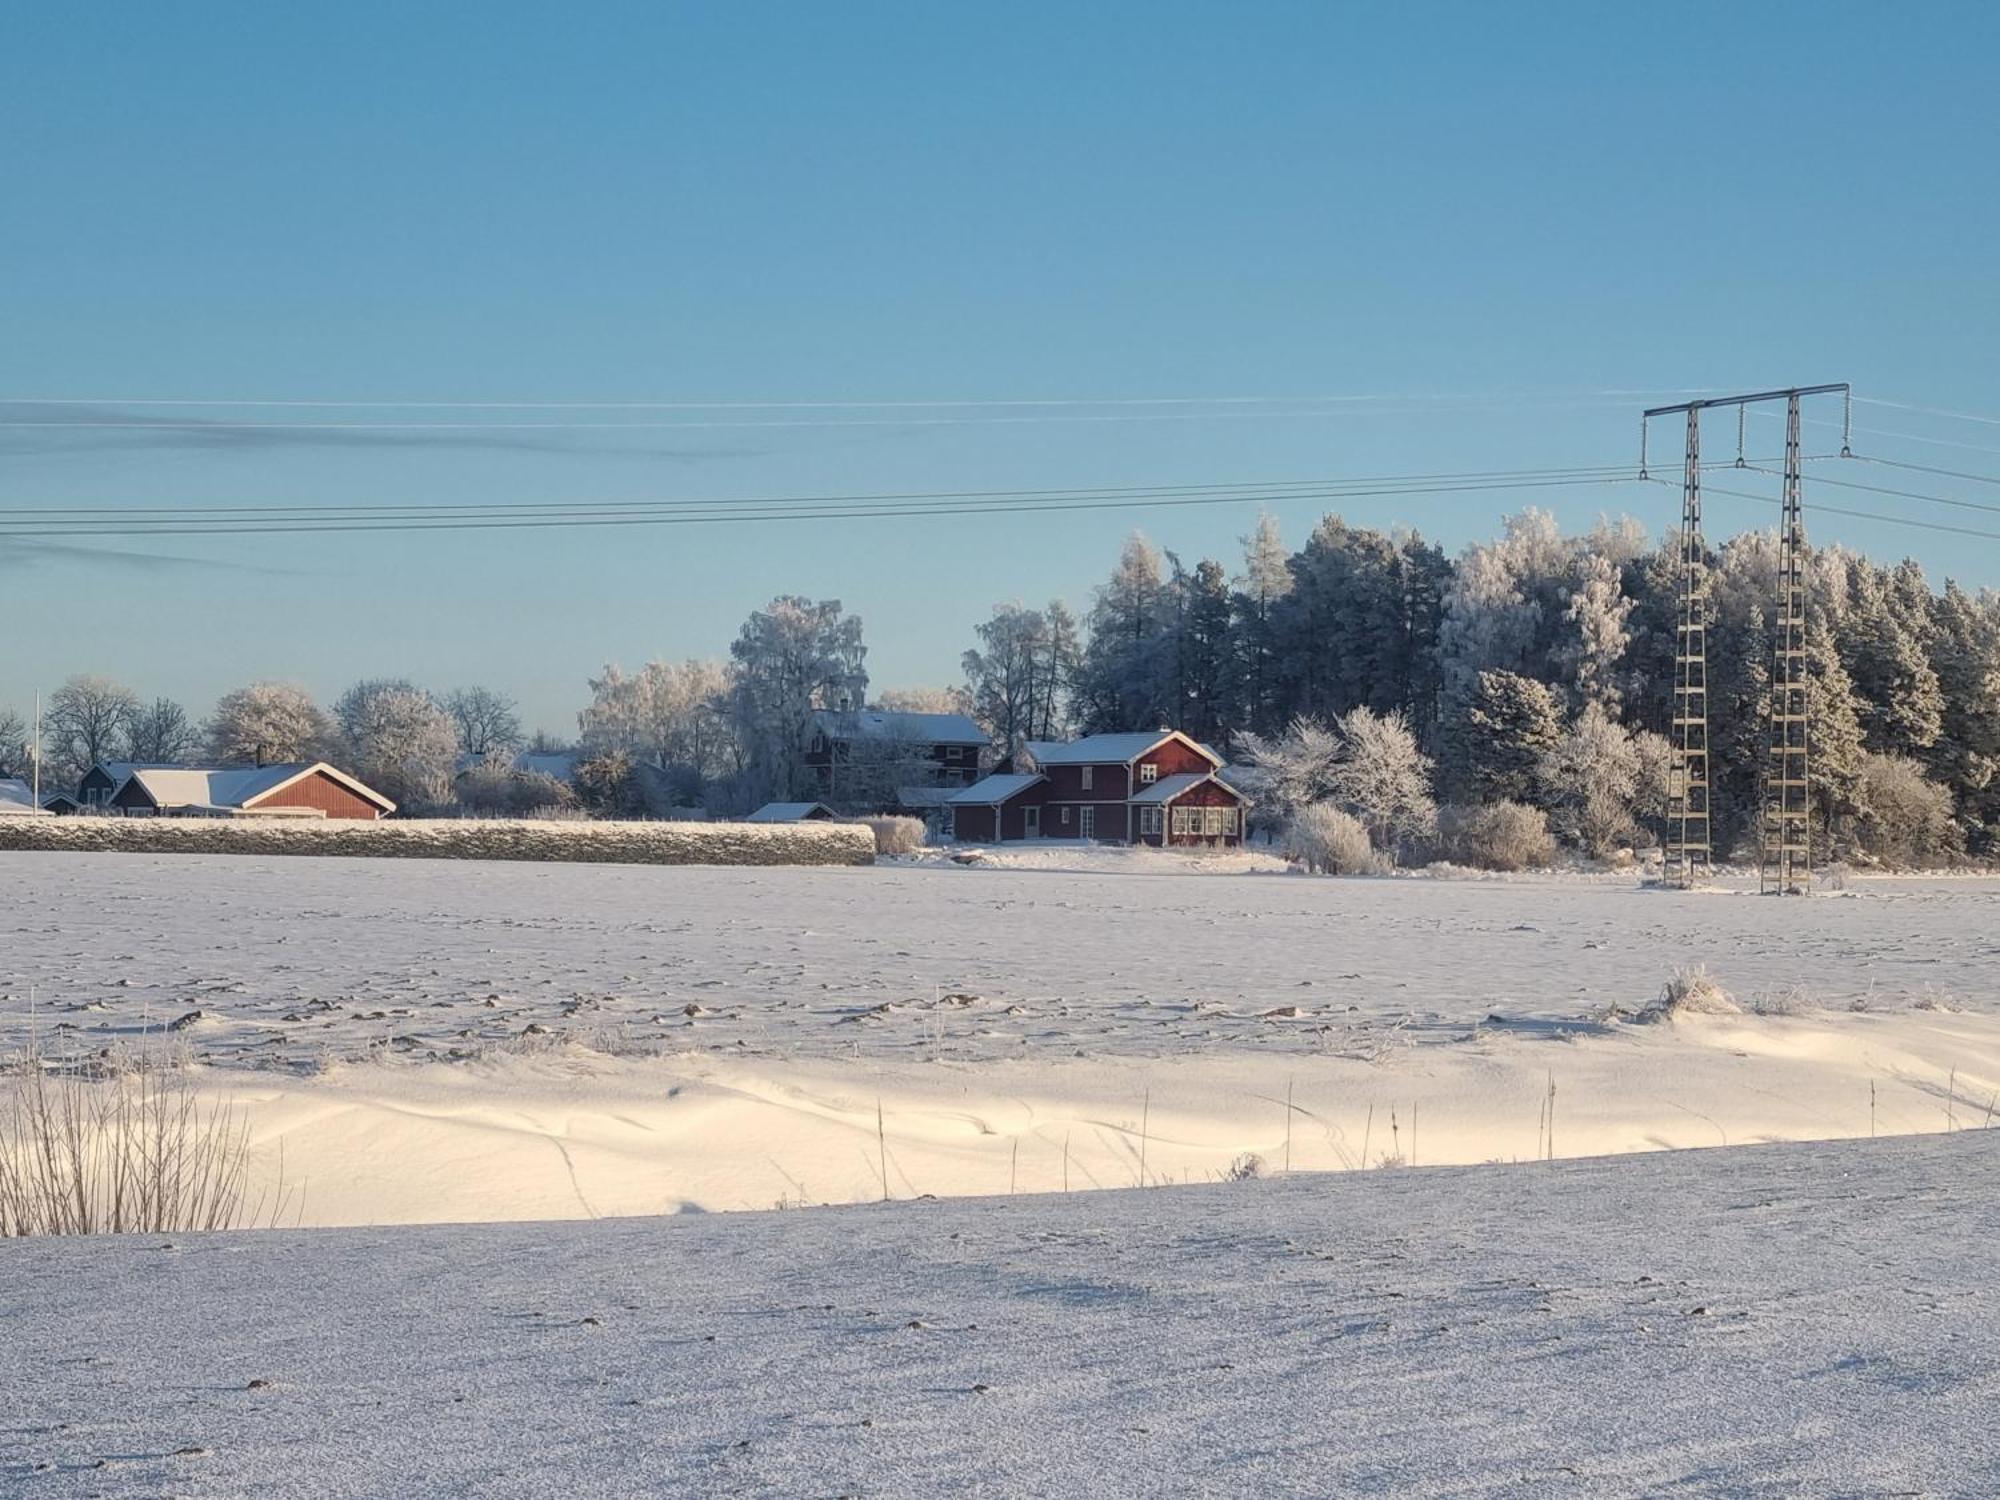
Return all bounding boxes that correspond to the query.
[1127,772,1238,805]
[0,778,50,815]
[811,710,988,746]
[1024,731,1223,768]
[946,773,1046,806]
[746,801,837,822]
[121,763,396,815]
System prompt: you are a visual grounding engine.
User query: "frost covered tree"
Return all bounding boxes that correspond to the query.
[1077,534,1174,731]
[335,680,459,807]
[1854,754,1963,867]
[45,675,140,779]
[1325,707,1436,852]
[124,698,200,764]
[1926,583,2000,848]
[1838,559,1943,758]
[579,660,737,781]
[1538,702,1644,854]
[1232,716,1342,827]
[1178,559,1236,746]
[207,682,338,767]
[1232,511,1292,736]
[728,596,867,799]
[445,686,524,761]
[963,603,1050,758]
[0,707,29,778]
[872,685,972,716]
[1457,670,1563,805]
[1557,552,1634,712]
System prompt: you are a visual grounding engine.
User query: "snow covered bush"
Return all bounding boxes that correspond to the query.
[1438,801,1555,871]
[1853,754,1963,867]
[1641,966,1741,1023]
[0,817,875,867]
[859,815,927,856]
[1284,803,1381,875]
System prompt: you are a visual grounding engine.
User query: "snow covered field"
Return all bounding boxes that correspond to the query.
[3,851,1998,1221]
[5,1131,1996,1497]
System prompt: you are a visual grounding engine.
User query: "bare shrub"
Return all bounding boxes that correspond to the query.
[1439,801,1555,871]
[1283,803,1382,875]
[1222,1152,1265,1182]
[0,1048,267,1237]
[1752,984,1818,1018]
[1640,966,1741,1023]
[858,815,927,857]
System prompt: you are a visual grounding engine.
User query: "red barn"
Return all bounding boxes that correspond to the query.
[109,763,396,820]
[949,731,1248,847]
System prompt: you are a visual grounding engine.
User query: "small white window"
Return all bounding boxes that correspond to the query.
[1061,806,1071,825]
[1138,763,1158,784]
[1080,765,1094,791]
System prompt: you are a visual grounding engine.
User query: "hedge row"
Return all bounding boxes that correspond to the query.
[0,816,875,868]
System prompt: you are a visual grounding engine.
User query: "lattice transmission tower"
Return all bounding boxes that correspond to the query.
[1640,384,1849,891]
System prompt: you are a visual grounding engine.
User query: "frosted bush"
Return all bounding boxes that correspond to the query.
[1641,966,1741,1023]
[1439,801,1555,871]
[859,815,927,856]
[1284,803,1381,875]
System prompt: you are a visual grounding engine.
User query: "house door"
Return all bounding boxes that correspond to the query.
[1022,805,1040,840]
[1079,805,1096,840]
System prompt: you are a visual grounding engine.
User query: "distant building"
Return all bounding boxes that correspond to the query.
[746,801,837,823]
[806,708,990,810]
[108,763,396,820]
[0,778,51,817]
[77,761,184,808]
[948,730,1247,847]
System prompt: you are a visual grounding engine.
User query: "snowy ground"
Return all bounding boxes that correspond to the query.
[4,1131,1996,1497]
[3,851,1998,1220]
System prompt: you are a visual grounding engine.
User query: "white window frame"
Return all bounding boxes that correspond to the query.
[1138,762,1158,784]
[1079,765,1094,791]
[1139,805,1164,837]
[1061,806,1071,825]
[1079,805,1096,840]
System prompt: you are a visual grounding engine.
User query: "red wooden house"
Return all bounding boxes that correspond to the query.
[108,763,396,820]
[948,730,1247,847]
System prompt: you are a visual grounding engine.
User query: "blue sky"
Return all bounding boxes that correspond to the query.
[5,2,1999,735]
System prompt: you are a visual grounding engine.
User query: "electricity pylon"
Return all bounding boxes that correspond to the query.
[1641,384,1849,891]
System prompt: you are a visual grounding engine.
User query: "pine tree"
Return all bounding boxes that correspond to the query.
[1458,671,1564,804]
[1925,582,2000,849]
[1231,512,1292,735]
[1179,560,1235,745]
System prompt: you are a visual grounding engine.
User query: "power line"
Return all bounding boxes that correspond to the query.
[0,387,1721,412]
[1855,396,2000,429]
[0,463,1645,521]
[1662,476,2000,544]
[1851,454,2000,490]
[1741,463,2000,518]
[0,472,1647,538]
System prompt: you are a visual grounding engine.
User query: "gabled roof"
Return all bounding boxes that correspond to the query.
[1129,771,1245,805]
[1024,730,1223,768]
[946,772,1046,807]
[746,801,837,822]
[811,709,989,747]
[120,762,396,815]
